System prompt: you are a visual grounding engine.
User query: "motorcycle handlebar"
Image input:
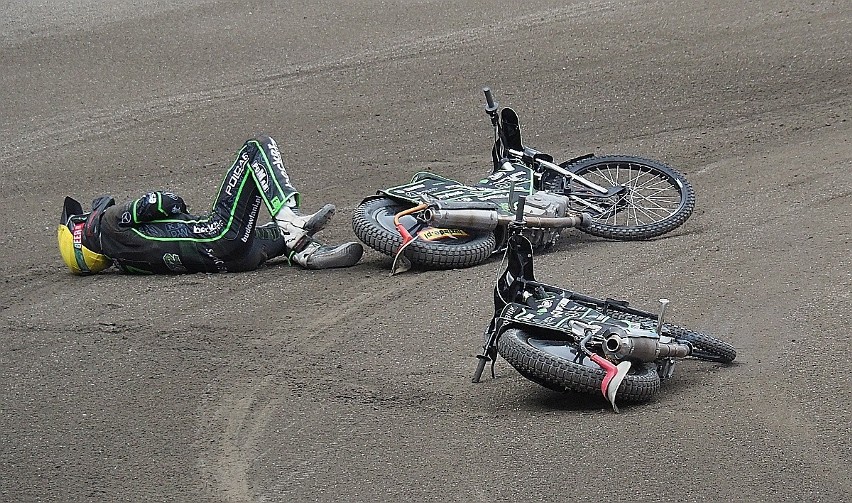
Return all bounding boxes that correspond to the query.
[483,87,498,113]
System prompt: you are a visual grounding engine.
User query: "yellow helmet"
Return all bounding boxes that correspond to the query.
[58,197,111,275]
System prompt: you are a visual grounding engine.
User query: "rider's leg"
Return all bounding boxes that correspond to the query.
[232,222,362,270]
[212,134,362,269]
[288,237,363,270]
[275,204,335,251]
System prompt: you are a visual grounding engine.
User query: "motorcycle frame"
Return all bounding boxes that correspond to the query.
[483,87,622,202]
[472,196,668,384]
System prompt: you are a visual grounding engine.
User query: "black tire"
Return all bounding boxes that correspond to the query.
[497,328,661,403]
[563,155,695,240]
[601,310,737,363]
[665,325,737,363]
[352,197,497,269]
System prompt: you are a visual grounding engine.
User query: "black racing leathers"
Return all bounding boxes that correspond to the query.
[89,135,299,274]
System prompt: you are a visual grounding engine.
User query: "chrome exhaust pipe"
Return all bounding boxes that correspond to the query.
[424,207,591,231]
[604,333,691,362]
[654,340,692,359]
[422,208,501,231]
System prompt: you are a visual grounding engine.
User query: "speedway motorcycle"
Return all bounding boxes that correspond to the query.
[352,87,696,274]
[470,197,736,412]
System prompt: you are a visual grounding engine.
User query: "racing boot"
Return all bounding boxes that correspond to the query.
[275,204,335,251]
[290,237,363,269]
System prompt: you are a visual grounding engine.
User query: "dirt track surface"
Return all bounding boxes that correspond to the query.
[2,1,850,501]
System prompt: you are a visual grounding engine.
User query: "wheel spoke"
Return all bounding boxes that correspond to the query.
[570,161,686,226]
[565,156,694,239]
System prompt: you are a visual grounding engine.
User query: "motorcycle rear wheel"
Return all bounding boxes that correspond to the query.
[497,327,661,403]
[352,197,497,269]
[562,155,695,240]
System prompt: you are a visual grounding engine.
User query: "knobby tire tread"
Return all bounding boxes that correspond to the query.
[352,197,496,270]
[497,328,661,403]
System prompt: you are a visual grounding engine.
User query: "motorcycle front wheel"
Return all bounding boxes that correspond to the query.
[497,328,661,403]
[561,155,696,240]
[352,197,497,270]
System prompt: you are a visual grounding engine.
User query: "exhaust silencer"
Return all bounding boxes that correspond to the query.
[424,207,590,231]
[604,333,692,362]
[423,207,501,231]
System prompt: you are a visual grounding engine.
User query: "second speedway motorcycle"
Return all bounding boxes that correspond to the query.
[471,197,736,412]
[352,88,696,274]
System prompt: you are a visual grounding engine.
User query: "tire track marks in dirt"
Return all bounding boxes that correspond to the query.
[199,274,424,501]
[541,127,851,495]
[0,0,623,165]
[672,130,851,492]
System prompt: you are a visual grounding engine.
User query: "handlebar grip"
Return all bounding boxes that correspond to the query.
[514,195,526,223]
[472,356,487,383]
[483,87,498,112]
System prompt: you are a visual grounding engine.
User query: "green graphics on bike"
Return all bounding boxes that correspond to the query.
[500,295,636,333]
[380,162,535,216]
